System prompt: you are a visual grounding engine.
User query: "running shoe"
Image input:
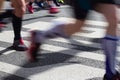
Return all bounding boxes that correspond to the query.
[103,72,120,80]
[0,22,5,32]
[49,7,59,14]
[28,30,42,62]
[27,4,34,13]
[12,39,28,51]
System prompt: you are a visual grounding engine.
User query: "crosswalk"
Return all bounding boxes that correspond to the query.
[0,17,120,80]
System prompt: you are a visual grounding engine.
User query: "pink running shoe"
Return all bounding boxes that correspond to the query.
[103,71,120,80]
[28,30,42,62]
[0,22,5,32]
[49,7,59,14]
[27,5,34,14]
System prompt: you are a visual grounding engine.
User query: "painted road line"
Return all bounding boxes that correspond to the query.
[0,61,105,80]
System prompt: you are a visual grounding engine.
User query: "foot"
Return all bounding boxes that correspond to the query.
[12,39,28,51]
[49,7,59,14]
[0,22,5,32]
[27,5,34,13]
[28,30,43,62]
[103,72,120,80]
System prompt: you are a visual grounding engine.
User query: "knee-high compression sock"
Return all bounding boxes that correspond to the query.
[102,35,118,79]
[12,14,22,40]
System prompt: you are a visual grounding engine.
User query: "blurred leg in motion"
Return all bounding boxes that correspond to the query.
[28,1,120,80]
[0,0,4,32]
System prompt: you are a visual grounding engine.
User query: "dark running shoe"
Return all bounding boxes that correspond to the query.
[35,1,45,9]
[103,72,120,80]
[12,39,28,51]
[28,30,42,62]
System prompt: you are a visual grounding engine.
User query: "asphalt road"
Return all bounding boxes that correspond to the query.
[0,4,120,80]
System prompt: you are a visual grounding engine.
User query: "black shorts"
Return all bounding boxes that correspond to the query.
[73,0,115,20]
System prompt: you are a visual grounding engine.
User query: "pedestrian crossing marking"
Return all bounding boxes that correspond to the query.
[0,46,15,55]
[23,21,52,31]
[28,64,105,80]
[0,61,105,80]
[0,31,14,43]
[0,17,120,80]
[85,20,108,27]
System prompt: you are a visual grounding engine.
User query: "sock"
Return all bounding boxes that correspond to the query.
[12,14,22,40]
[102,34,118,79]
[34,21,69,43]
[43,21,69,38]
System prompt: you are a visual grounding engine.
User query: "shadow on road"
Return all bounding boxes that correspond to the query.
[0,46,13,55]
[1,37,103,80]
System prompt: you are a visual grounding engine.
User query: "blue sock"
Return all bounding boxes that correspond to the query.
[102,35,118,79]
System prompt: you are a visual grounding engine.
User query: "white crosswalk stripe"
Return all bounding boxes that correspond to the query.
[0,17,120,80]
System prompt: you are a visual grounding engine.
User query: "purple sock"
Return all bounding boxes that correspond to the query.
[102,35,118,79]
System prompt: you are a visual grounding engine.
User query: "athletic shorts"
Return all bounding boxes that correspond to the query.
[72,0,115,20]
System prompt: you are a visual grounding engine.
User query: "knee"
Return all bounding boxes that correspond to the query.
[14,5,26,17]
[20,7,26,15]
[107,15,118,27]
[12,1,26,16]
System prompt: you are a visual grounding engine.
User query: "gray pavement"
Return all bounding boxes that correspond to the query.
[0,4,120,80]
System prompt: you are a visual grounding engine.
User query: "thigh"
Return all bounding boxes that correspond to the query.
[0,0,4,11]
[96,4,117,23]
[95,3,118,35]
[11,0,26,17]
[72,0,91,20]
[11,0,26,8]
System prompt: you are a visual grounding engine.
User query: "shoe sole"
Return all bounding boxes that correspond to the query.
[12,46,28,51]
